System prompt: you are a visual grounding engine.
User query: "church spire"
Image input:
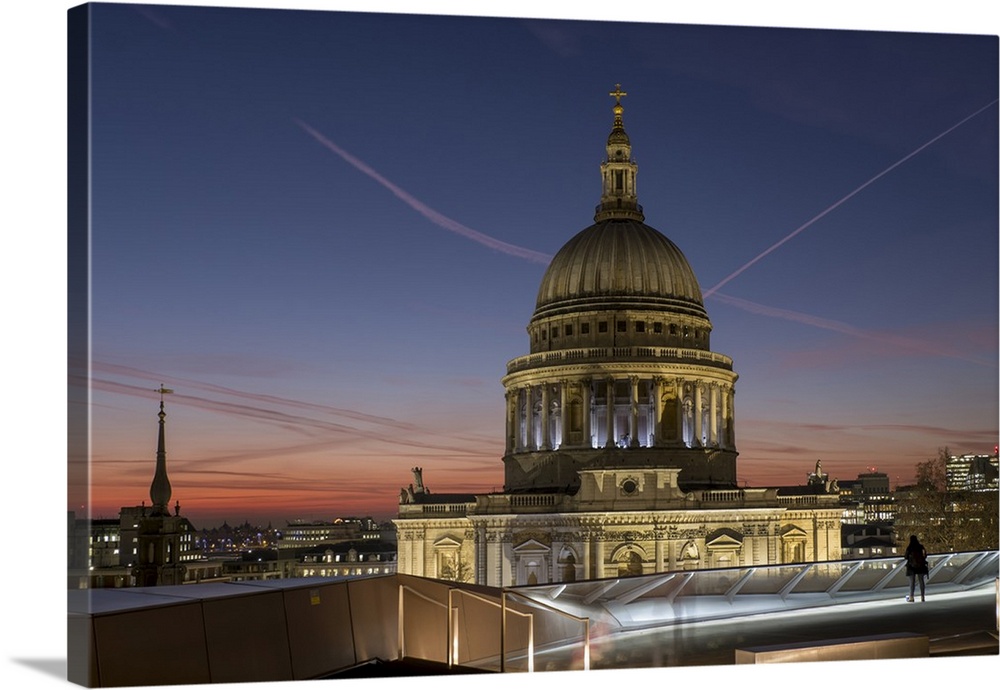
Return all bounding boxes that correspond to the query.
[595,84,644,222]
[149,385,174,516]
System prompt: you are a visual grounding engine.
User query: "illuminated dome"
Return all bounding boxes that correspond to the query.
[502,84,738,494]
[526,84,712,351]
[533,218,707,322]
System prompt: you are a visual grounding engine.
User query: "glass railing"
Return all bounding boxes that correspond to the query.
[508,550,998,632]
[500,589,590,673]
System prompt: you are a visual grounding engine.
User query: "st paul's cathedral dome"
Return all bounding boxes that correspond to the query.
[502,84,737,492]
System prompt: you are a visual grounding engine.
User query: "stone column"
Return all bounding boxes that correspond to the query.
[397,531,410,575]
[582,533,592,580]
[541,384,551,450]
[676,378,685,445]
[514,386,528,451]
[524,386,534,451]
[709,383,719,447]
[547,537,556,584]
[727,387,736,447]
[594,538,605,580]
[559,380,568,448]
[628,376,639,447]
[505,390,515,454]
[475,524,486,584]
[499,530,509,587]
[582,379,592,448]
[605,378,615,448]
[652,377,663,447]
[551,537,562,582]
[415,527,426,577]
[693,382,703,447]
[720,384,729,449]
[654,531,665,574]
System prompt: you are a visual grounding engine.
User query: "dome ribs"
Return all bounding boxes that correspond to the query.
[533,220,707,320]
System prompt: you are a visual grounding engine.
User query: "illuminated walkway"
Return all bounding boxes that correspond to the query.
[511,550,998,630]
[502,550,998,671]
[527,587,997,671]
[69,552,998,685]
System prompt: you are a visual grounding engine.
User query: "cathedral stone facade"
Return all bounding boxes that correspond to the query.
[394,87,841,587]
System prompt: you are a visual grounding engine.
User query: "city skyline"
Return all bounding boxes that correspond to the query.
[70,4,997,528]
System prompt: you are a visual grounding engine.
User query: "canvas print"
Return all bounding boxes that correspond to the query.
[66,2,999,687]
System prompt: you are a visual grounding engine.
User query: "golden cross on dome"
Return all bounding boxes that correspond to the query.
[609,84,627,105]
[155,384,174,403]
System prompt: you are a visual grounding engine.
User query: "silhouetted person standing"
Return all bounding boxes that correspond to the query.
[904,534,929,602]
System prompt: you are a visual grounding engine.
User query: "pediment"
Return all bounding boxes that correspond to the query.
[705,528,744,548]
[779,525,808,540]
[512,538,551,553]
[433,535,463,549]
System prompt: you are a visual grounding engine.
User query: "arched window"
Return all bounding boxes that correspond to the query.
[616,551,643,577]
[525,560,540,585]
[558,548,578,582]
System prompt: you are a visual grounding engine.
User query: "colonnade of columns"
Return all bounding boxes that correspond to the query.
[505,375,735,454]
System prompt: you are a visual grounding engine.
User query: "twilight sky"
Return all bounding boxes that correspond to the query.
[69,2,997,527]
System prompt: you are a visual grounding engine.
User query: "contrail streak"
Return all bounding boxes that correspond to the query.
[704,98,999,297]
[87,364,505,460]
[294,118,554,265]
[711,291,996,367]
[92,360,418,431]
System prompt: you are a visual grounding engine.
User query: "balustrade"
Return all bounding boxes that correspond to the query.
[510,495,558,507]
[699,490,745,502]
[777,495,819,506]
[421,504,471,515]
[507,346,733,374]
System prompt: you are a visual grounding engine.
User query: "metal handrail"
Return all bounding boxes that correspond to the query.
[397,584,447,661]
[445,587,530,669]
[503,588,591,672]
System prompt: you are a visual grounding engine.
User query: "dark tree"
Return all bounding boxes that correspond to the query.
[896,448,999,553]
[439,553,473,583]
